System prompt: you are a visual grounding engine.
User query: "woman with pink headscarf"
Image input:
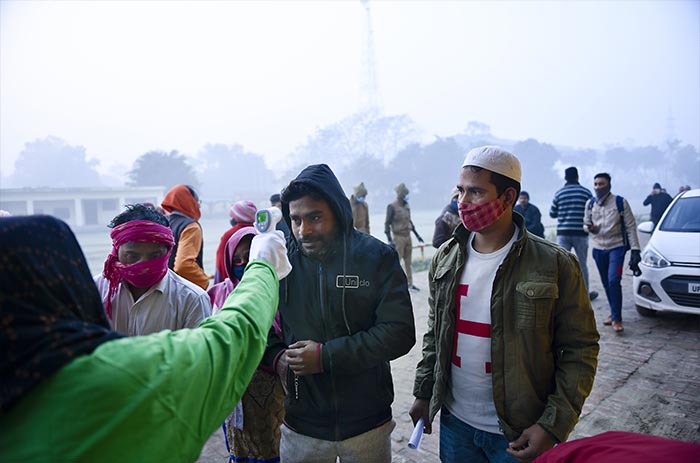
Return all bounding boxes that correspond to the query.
[207,226,286,463]
[208,226,256,313]
[214,200,257,284]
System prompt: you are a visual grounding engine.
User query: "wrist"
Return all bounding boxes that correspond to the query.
[536,422,562,444]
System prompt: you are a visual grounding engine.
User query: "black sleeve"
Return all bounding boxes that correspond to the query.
[432,217,450,248]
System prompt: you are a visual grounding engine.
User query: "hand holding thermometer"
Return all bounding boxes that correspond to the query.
[255,207,283,234]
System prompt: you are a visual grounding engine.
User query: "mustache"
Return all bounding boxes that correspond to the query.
[298,237,321,244]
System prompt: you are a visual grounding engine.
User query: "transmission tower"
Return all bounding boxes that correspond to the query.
[360,0,381,113]
[665,107,676,143]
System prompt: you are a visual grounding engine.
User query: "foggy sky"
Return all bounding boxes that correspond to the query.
[1,0,698,178]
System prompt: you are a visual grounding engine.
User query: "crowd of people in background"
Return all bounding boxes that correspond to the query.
[2,146,697,463]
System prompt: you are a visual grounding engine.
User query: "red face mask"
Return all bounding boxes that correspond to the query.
[458,197,506,231]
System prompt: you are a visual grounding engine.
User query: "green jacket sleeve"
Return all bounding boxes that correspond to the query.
[0,260,279,463]
[413,252,440,399]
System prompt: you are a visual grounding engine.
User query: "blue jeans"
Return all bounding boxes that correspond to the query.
[440,408,516,463]
[557,235,590,290]
[592,246,626,322]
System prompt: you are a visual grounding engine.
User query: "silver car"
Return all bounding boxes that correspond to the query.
[633,188,700,316]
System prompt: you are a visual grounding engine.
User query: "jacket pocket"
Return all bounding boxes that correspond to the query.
[515,281,558,329]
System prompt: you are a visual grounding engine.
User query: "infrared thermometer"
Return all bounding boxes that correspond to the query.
[255,207,283,234]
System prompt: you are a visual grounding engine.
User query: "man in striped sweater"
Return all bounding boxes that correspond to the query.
[550,167,598,301]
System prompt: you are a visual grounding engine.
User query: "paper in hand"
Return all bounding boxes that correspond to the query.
[408,417,424,449]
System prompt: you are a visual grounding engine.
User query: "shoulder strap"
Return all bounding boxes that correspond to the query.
[616,195,630,250]
[587,198,594,210]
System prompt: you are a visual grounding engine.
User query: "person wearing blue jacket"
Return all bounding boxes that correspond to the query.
[514,191,545,238]
[263,164,416,462]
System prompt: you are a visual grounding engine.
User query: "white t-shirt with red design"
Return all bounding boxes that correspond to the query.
[444,225,519,434]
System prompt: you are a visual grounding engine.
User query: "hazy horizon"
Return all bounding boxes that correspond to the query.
[1,0,698,180]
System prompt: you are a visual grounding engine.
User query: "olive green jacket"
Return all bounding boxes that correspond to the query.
[413,213,599,443]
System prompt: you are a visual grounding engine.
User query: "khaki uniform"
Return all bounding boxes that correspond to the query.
[385,199,415,286]
[351,196,370,234]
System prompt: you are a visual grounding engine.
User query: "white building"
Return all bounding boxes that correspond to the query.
[0,186,165,228]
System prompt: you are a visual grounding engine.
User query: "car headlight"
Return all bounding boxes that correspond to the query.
[641,246,670,268]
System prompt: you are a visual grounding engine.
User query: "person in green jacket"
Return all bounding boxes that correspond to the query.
[409,146,599,463]
[0,215,291,463]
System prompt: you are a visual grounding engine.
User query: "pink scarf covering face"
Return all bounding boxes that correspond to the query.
[102,220,175,319]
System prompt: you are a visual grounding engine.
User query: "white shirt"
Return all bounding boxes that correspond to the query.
[94,269,212,336]
[445,225,519,434]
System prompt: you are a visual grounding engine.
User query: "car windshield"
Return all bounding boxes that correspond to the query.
[659,196,700,232]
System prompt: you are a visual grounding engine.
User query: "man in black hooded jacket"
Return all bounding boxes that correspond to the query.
[263,164,415,462]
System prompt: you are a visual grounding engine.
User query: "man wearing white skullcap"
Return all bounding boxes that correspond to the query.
[411,146,599,462]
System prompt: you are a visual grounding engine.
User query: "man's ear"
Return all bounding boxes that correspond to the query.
[503,188,518,207]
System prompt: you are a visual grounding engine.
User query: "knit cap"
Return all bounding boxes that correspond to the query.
[229,200,257,223]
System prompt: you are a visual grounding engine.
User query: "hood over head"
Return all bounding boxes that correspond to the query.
[0,215,123,412]
[281,164,354,243]
[161,184,201,221]
[223,226,257,280]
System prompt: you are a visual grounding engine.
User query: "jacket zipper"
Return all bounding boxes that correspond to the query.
[294,264,327,404]
[319,264,326,325]
[318,262,341,440]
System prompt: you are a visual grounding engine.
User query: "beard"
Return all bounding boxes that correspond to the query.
[298,235,337,262]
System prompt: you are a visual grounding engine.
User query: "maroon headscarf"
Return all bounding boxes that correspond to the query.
[0,216,123,413]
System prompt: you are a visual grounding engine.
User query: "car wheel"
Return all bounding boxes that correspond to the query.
[636,305,657,317]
